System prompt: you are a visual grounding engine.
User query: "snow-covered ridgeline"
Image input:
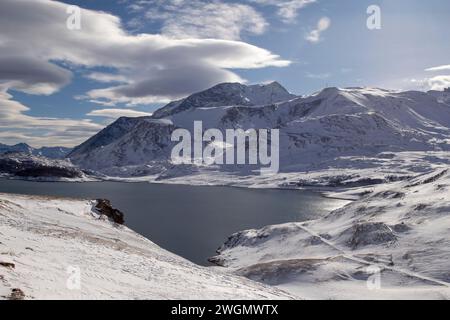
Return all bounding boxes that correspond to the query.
[0,143,71,159]
[210,169,450,299]
[152,81,296,118]
[0,153,92,182]
[68,84,450,180]
[0,193,295,300]
[3,83,450,185]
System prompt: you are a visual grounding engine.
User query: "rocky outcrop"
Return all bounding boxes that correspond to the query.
[9,288,25,300]
[95,199,125,225]
[0,262,15,269]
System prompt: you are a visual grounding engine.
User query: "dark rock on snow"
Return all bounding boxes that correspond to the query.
[95,199,125,225]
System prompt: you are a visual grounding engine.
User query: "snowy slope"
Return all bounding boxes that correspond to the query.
[0,193,295,300]
[210,169,450,299]
[68,119,175,176]
[68,84,450,181]
[33,146,72,159]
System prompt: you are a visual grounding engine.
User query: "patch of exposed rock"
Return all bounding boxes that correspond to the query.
[342,222,397,250]
[95,199,125,225]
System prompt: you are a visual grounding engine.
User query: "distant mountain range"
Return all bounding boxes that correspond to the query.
[67,82,450,178]
[0,143,71,159]
[3,82,449,180]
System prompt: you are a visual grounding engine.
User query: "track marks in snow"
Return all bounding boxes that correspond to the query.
[296,223,450,288]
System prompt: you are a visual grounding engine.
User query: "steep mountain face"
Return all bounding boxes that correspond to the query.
[68,117,145,157]
[68,83,450,177]
[0,143,71,159]
[68,119,175,176]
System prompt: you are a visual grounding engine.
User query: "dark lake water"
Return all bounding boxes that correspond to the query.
[0,179,348,265]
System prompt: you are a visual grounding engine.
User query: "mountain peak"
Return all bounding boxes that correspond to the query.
[14,142,32,149]
[258,81,285,89]
[153,82,296,118]
[0,142,71,159]
[312,86,396,99]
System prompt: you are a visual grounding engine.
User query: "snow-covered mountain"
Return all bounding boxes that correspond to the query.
[209,168,450,299]
[68,118,175,176]
[34,146,72,159]
[68,83,450,179]
[152,81,296,118]
[0,143,71,159]
[0,143,33,155]
[0,193,295,300]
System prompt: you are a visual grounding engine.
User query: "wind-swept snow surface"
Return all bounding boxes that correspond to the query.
[0,193,295,300]
[211,169,450,300]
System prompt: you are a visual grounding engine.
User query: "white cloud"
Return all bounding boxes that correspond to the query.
[0,0,290,145]
[401,75,450,92]
[0,56,72,95]
[249,0,316,23]
[427,75,450,91]
[425,65,450,72]
[306,17,331,43]
[139,0,268,40]
[87,109,153,119]
[0,88,103,147]
[84,72,129,84]
[0,0,289,104]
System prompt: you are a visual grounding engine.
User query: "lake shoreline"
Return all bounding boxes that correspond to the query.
[0,179,349,265]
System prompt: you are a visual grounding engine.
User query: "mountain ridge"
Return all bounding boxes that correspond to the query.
[68,83,450,178]
[152,81,296,118]
[0,143,72,159]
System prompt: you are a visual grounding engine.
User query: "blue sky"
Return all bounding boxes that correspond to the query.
[1,0,449,146]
